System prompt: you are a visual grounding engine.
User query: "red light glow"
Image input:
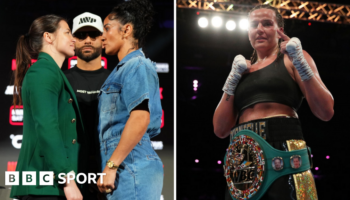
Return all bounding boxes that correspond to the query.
[7,161,17,171]
[160,87,163,99]
[12,59,37,71]
[9,105,23,126]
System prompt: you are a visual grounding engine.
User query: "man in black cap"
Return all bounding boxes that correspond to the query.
[64,12,110,200]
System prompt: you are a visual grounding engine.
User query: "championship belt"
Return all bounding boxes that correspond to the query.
[223,130,312,200]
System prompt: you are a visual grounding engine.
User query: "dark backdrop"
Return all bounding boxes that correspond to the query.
[177,1,350,199]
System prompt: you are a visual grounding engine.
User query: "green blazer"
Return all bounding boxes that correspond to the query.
[10,52,88,198]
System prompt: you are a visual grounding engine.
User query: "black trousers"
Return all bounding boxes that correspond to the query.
[20,195,67,200]
[225,117,304,200]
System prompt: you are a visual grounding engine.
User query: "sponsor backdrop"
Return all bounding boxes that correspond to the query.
[0,0,174,199]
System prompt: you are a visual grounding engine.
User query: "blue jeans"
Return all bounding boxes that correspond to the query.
[100,134,163,200]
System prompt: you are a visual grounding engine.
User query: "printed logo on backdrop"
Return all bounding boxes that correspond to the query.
[10,134,22,149]
[9,105,23,126]
[6,58,166,151]
[79,17,96,24]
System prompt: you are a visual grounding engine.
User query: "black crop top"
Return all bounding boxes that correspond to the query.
[234,54,304,112]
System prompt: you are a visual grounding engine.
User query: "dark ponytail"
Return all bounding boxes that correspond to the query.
[249,4,284,64]
[13,15,66,107]
[108,0,155,48]
[13,35,32,107]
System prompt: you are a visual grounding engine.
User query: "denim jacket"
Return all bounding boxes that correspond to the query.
[97,49,162,143]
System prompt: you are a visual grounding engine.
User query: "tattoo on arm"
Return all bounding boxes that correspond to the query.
[226,94,231,101]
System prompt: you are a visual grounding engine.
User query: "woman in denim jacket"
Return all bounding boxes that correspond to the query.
[96,0,163,199]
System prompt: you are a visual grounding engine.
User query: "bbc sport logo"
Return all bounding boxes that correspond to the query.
[5,171,106,185]
[6,171,165,200]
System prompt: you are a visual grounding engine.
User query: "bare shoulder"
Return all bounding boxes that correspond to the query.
[282,54,297,81]
[285,50,318,72]
[301,49,312,58]
[242,59,252,75]
[245,59,252,69]
[302,50,317,67]
[283,54,293,68]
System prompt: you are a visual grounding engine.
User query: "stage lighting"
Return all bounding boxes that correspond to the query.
[193,80,198,91]
[326,155,330,159]
[226,20,236,31]
[193,80,198,87]
[198,17,208,28]
[212,16,222,28]
[239,19,249,30]
[195,159,199,163]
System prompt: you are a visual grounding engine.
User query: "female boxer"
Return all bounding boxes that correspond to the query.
[213,4,333,200]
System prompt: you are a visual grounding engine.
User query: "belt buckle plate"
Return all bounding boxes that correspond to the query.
[224,134,265,199]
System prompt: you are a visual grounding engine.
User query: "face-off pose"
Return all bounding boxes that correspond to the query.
[96,0,163,199]
[213,5,333,200]
[10,15,86,200]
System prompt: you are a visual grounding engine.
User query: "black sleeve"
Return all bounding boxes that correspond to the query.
[132,99,149,112]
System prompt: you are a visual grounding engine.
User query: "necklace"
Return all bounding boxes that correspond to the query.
[253,49,278,65]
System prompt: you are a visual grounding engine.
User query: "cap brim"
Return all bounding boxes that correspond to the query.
[73,25,103,34]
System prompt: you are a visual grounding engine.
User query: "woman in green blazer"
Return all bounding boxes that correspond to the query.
[10,15,87,200]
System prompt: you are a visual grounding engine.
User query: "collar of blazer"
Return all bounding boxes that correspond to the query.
[37,52,85,133]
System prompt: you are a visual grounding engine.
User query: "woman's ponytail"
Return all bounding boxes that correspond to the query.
[13,34,32,107]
